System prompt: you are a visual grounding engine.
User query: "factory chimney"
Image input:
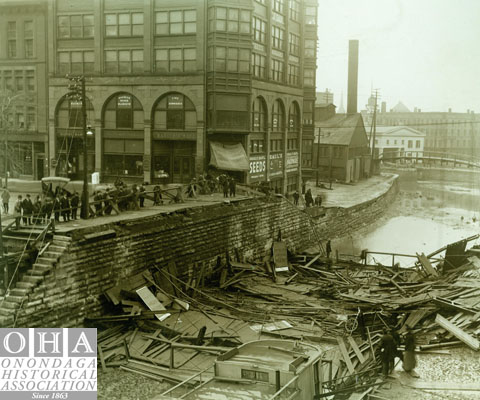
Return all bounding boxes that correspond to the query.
[347,40,359,114]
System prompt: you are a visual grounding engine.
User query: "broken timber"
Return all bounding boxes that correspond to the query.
[435,314,479,351]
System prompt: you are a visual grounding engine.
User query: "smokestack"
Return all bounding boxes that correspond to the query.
[347,40,359,114]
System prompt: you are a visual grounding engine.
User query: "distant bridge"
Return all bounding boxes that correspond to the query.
[375,151,480,169]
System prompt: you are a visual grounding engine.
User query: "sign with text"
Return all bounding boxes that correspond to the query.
[269,153,283,177]
[117,95,132,108]
[0,328,97,400]
[249,154,266,181]
[286,151,299,173]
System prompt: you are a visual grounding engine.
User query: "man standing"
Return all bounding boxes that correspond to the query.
[22,194,34,225]
[139,183,146,207]
[293,191,299,205]
[2,188,10,214]
[14,195,22,229]
[305,189,314,207]
[229,177,236,197]
[380,328,395,378]
[71,191,79,220]
[60,192,70,222]
[403,326,417,373]
[222,176,229,198]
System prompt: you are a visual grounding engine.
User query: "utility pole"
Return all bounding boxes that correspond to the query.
[370,89,379,175]
[67,75,89,219]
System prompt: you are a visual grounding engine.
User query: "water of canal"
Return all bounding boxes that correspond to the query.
[335,170,480,267]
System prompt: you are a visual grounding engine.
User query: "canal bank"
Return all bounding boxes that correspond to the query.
[1,175,399,328]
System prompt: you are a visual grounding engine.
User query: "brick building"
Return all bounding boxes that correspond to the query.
[0,0,49,180]
[1,0,318,194]
[363,102,480,160]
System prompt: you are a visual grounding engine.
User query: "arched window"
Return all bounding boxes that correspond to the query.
[104,93,143,129]
[252,96,267,132]
[153,93,196,130]
[56,96,94,129]
[288,102,300,132]
[272,99,285,132]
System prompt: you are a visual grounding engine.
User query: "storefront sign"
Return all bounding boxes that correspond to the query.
[269,152,283,177]
[152,131,196,141]
[286,151,299,173]
[117,95,132,108]
[167,95,183,108]
[249,154,266,181]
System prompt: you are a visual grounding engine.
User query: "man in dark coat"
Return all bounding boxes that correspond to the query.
[380,328,395,378]
[229,177,236,197]
[403,326,417,372]
[22,194,34,225]
[53,197,61,222]
[292,191,299,205]
[60,192,70,222]
[305,189,314,207]
[70,191,79,220]
[14,195,22,229]
[222,176,229,198]
[139,184,146,207]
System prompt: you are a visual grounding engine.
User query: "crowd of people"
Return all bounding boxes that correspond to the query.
[7,190,81,229]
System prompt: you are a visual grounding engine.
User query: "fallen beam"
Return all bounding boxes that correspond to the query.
[435,314,479,351]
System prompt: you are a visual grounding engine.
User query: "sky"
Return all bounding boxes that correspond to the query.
[316,0,480,113]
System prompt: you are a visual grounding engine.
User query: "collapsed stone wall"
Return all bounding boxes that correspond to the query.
[13,177,398,327]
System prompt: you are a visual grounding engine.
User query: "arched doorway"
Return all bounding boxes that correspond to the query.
[102,93,144,181]
[55,96,95,179]
[151,92,196,183]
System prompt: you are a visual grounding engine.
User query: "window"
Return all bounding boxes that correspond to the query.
[271,59,284,82]
[103,93,143,130]
[289,0,300,21]
[394,139,397,145]
[305,39,316,57]
[386,139,390,145]
[270,139,283,151]
[287,64,299,85]
[289,33,300,55]
[408,140,413,148]
[416,140,421,148]
[26,107,36,131]
[253,17,266,43]
[272,100,285,131]
[15,71,23,91]
[252,97,267,131]
[156,10,196,35]
[302,139,313,167]
[273,0,284,14]
[58,51,94,75]
[304,68,314,86]
[287,175,297,193]
[210,7,250,33]
[272,26,284,50]
[26,71,35,91]
[212,47,250,73]
[4,71,13,91]
[155,48,196,73]
[24,21,34,58]
[252,53,266,78]
[287,138,298,150]
[58,15,94,38]
[105,12,144,37]
[305,6,317,25]
[104,50,143,74]
[8,22,16,58]
[289,103,300,131]
[154,93,196,130]
[250,139,265,153]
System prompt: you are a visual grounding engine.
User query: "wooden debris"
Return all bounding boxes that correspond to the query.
[435,314,480,350]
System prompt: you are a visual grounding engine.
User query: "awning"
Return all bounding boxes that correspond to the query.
[209,141,249,171]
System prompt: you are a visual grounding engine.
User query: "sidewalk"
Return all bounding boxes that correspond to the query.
[306,173,397,209]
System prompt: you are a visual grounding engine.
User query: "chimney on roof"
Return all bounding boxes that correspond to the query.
[381,101,386,113]
[347,40,359,114]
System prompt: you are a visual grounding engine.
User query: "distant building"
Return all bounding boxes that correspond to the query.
[314,114,370,183]
[362,102,479,158]
[315,91,334,106]
[373,126,426,160]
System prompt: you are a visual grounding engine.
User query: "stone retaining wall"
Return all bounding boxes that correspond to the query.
[13,177,398,327]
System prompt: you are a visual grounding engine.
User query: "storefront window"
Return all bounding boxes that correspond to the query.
[153,93,196,130]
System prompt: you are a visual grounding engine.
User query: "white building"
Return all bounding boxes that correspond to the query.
[373,126,426,159]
